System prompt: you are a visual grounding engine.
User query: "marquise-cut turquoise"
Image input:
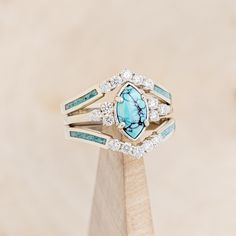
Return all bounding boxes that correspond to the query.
[116,83,147,140]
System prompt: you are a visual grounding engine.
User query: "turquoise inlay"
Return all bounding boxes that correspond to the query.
[65,89,98,110]
[70,131,107,145]
[116,84,147,140]
[154,85,172,100]
[161,122,176,139]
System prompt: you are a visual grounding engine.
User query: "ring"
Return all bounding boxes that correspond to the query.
[61,69,175,158]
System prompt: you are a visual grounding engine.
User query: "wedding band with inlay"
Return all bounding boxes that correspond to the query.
[61,69,175,158]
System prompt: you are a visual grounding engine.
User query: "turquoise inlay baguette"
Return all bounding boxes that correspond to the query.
[154,85,172,100]
[161,122,176,139]
[65,89,98,110]
[69,131,107,145]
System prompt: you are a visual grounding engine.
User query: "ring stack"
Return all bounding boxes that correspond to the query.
[61,69,175,159]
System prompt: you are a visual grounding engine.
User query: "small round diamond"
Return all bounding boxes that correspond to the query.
[89,109,102,121]
[142,140,154,153]
[148,98,159,109]
[110,75,123,89]
[151,134,162,147]
[143,78,154,90]
[149,110,160,122]
[131,74,144,85]
[158,104,171,116]
[121,142,132,154]
[120,69,133,81]
[132,146,145,159]
[103,115,115,126]
[108,139,121,151]
[100,102,113,115]
[100,81,111,93]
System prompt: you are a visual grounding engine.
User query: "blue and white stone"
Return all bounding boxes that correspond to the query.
[116,83,148,140]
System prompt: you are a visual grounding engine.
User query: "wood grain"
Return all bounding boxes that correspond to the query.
[124,157,154,236]
[88,149,154,236]
[88,149,127,236]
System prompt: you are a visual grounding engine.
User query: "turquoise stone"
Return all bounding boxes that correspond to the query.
[65,89,98,110]
[116,84,147,140]
[154,85,172,100]
[161,122,176,139]
[70,131,107,145]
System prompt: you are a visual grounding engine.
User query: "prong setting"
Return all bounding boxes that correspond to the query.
[144,120,150,127]
[118,122,126,129]
[115,96,124,103]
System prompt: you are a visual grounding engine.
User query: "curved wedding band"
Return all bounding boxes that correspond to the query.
[61,69,175,158]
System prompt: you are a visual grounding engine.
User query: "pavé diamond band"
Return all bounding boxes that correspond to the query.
[61,69,175,158]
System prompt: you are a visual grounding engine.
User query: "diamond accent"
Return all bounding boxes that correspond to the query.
[142,140,154,153]
[143,78,154,90]
[151,134,162,147]
[131,74,144,85]
[121,142,132,154]
[107,125,174,157]
[110,75,123,89]
[132,146,145,159]
[148,97,159,109]
[100,102,113,115]
[108,139,121,151]
[99,69,157,94]
[89,109,102,121]
[100,81,111,93]
[158,104,171,116]
[120,69,133,81]
[103,115,114,126]
[149,110,160,122]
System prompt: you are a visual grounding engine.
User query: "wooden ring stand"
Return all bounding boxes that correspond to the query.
[88,128,154,236]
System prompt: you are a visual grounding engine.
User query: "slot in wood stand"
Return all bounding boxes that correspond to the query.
[88,128,155,236]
